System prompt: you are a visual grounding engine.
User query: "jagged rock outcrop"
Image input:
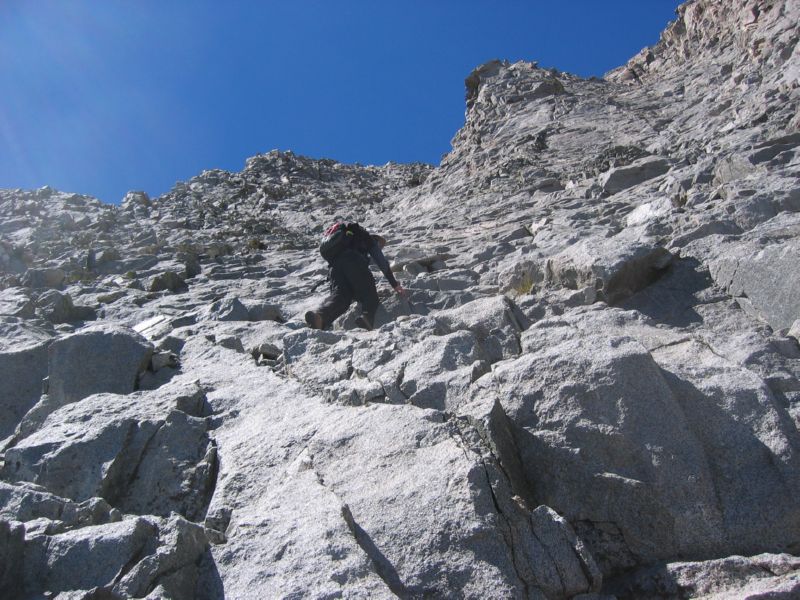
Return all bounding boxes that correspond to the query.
[0,0,799,597]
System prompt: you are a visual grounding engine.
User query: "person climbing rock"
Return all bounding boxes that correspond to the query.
[305,221,407,330]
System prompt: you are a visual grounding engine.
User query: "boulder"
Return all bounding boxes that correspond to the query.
[22,515,207,599]
[151,350,179,371]
[0,519,24,600]
[204,297,250,321]
[370,329,486,410]
[713,153,760,185]
[217,335,245,353]
[790,320,800,342]
[307,405,599,597]
[35,289,96,323]
[479,306,800,573]
[625,197,673,227]
[0,341,49,442]
[96,289,128,304]
[496,321,708,571]
[709,239,800,331]
[21,268,65,290]
[0,320,53,442]
[204,242,233,258]
[609,553,800,599]
[112,515,209,599]
[243,300,283,322]
[600,156,671,195]
[177,251,202,278]
[146,271,189,294]
[283,329,354,389]
[0,481,118,531]
[325,378,386,405]
[133,314,174,340]
[46,324,153,408]
[121,190,151,210]
[527,505,603,598]
[4,384,216,520]
[435,295,527,361]
[148,270,188,293]
[410,269,479,293]
[96,254,160,276]
[543,230,673,304]
[0,242,29,275]
[95,247,121,264]
[0,288,35,319]
[683,213,800,330]
[254,342,282,360]
[13,324,153,436]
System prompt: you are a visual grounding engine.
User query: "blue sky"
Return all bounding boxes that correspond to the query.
[0,1,682,204]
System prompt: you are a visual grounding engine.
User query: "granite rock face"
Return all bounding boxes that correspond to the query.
[1,0,799,597]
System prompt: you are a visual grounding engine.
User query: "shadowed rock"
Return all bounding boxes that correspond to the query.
[36,289,96,324]
[8,325,155,441]
[600,156,672,195]
[3,383,217,522]
[20,514,207,599]
[0,320,53,443]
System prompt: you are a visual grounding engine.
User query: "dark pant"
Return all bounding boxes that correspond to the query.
[318,249,379,328]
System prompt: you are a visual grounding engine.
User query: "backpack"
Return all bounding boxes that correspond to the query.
[319,221,356,263]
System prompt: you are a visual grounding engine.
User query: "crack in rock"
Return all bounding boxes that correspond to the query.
[340,503,411,598]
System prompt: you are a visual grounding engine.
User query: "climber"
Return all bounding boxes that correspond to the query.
[305,221,407,330]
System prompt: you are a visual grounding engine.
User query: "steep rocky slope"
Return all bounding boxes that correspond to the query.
[1,0,799,598]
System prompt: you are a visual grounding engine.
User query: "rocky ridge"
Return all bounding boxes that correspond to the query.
[1,0,800,598]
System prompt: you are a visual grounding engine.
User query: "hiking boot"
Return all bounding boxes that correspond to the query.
[305,310,323,330]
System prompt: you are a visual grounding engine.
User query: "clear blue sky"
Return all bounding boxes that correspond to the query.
[0,1,682,204]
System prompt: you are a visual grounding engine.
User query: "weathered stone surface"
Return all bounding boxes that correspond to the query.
[36,289,96,323]
[203,296,249,321]
[0,339,49,443]
[608,553,800,600]
[113,515,209,599]
[133,314,174,340]
[21,267,65,289]
[476,306,800,574]
[687,215,800,330]
[375,329,486,410]
[96,254,159,276]
[0,0,799,596]
[544,232,674,304]
[148,270,188,293]
[435,295,527,361]
[184,332,600,598]
[23,518,155,596]
[211,452,394,599]
[22,514,207,599]
[46,323,153,407]
[243,299,283,322]
[0,519,24,600]
[4,383,216,521]
[0,288,34,319]
[283,328,355,389]
[600,156,672,195]
[790,320,800,341]
[216,334,244,352]
[306,404,569,597]
[0,481,118,531]
[529,505,603,598]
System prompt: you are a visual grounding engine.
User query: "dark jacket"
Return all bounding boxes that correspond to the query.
[341,223,399,288]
